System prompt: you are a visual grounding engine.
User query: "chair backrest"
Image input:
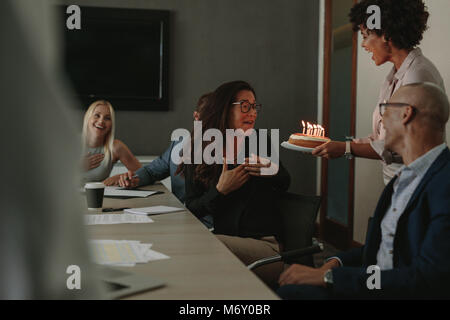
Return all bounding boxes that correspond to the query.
[278,192,322,266]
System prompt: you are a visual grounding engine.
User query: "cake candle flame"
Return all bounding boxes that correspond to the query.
[298,120,326,137]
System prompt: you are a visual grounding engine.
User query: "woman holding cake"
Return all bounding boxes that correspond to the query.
[181,80,291,288]
[81,100,141,185]
[312,0,444,184]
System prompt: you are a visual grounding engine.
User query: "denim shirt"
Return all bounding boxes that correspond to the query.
[353,48,445,185]
[135,140,214,228]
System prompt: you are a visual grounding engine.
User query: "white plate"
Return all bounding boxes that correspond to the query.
[281,141,314,153]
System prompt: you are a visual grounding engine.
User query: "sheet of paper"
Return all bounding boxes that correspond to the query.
[89,240,144,266]
[143,249,170,261]
[124,205,185,215]
[85,213,154,225]
[89,240,169,267]
[104,186,158,198]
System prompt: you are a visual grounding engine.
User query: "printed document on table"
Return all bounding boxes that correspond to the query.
[125,205,185,215]
[85,213,154,225]
[89,240,170,267]
[104,186,158,198]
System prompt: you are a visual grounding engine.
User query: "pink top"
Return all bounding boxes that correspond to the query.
[353,48,445,185]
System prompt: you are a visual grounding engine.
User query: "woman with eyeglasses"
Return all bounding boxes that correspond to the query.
[180,80,290,288]
[312,0,444,184]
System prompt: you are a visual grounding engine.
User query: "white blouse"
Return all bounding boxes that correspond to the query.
[353,48,445,185]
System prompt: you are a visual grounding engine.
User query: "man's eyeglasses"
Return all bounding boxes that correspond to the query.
[232,100,262,113]
[379,102,415,117]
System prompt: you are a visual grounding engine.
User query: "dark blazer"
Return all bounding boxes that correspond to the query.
[333,147,450,299]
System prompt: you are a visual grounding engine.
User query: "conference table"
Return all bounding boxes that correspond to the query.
[86,182,279,300]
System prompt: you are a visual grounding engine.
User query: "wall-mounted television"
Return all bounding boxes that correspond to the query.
[61,6,170,111]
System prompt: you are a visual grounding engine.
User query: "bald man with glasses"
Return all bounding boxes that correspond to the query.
[277,82,450,299]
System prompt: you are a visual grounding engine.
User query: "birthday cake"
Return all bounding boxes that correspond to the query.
[288,133,330,148]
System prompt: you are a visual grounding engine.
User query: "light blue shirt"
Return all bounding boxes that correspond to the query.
[135,141,185,202]
[376,143,447,270]
[135,140,214,229]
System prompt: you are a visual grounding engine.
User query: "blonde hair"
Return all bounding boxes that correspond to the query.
[82,100,115,164]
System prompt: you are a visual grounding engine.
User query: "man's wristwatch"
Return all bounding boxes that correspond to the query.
[323,269,334,288]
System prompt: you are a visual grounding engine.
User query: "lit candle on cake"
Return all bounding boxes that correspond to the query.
[286,120,330,149]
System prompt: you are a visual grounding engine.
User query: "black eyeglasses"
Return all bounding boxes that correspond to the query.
[232,100,262,113]
[379,102,415,117]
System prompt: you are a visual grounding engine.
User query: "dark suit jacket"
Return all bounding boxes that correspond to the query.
[333,147,450,299]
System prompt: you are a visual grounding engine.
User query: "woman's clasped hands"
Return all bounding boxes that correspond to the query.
[244,154,278,177]
[216,155,278,195]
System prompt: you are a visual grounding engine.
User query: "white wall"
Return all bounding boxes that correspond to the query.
[353,42,388,243]
[421,0,450,141]
[353,0,450,243]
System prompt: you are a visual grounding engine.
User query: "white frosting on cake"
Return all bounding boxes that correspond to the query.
[289,134,329,142]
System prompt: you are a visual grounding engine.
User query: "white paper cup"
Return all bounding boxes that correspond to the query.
[85,182,105,211]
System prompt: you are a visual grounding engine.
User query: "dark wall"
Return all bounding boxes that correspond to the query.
[58,0,320,195]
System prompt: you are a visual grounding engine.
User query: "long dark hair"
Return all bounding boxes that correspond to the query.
[180,80,256,188]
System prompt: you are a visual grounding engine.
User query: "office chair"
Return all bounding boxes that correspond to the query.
[248,192,323,270]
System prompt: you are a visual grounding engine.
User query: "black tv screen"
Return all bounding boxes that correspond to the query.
[61,6,170,111]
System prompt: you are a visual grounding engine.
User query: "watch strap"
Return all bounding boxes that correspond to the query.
[344,141,353,159]
[324,269,334,288]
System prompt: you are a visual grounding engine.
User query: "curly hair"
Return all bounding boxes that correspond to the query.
[349,0,429,50]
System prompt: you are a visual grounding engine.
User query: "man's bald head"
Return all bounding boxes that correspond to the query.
[389,82,449,132]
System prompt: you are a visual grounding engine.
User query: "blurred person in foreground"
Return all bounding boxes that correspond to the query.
[0,0,101,299]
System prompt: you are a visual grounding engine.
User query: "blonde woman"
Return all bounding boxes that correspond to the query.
[82,100,141,185]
